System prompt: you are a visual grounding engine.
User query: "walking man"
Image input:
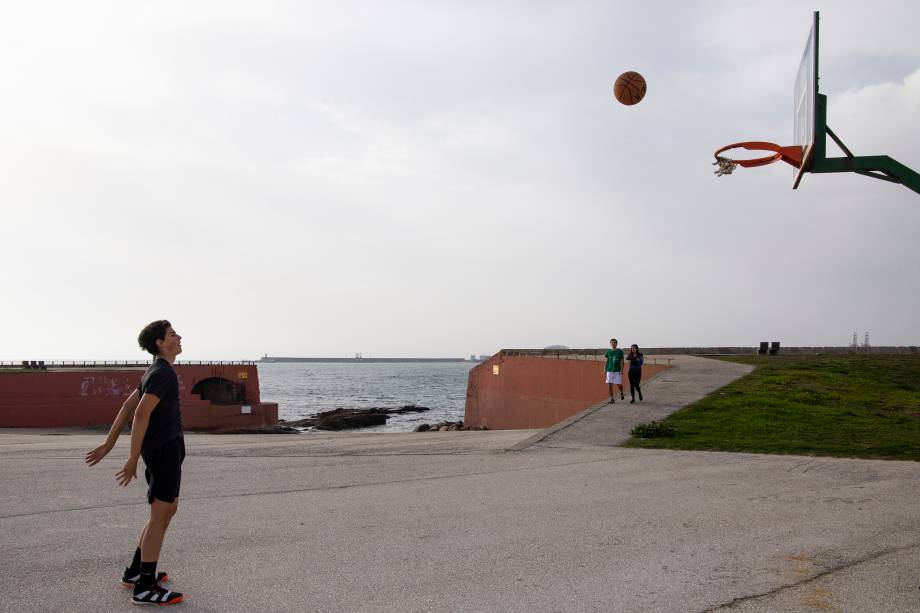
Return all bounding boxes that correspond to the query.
[604,338,625,403]
[85,320,185,605]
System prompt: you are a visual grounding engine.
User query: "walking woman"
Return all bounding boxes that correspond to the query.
[626,344,644,403]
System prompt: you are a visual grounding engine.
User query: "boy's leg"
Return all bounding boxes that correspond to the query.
[125,521,148,573]
[138,438,183,568]
[140,498,178,564]
[133,501,183,606]
[132,438,184,604]
[123,520,169,585]
[138,520,149,547]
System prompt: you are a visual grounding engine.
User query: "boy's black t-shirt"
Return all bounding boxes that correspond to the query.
[138,358,183,454]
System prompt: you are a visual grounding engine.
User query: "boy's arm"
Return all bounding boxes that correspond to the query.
[84,389,141,467]
[115,393,161,486]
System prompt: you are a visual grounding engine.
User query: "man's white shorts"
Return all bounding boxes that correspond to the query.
[606,371,622,384]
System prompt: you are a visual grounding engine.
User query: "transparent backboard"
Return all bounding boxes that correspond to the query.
[793,12,819,188]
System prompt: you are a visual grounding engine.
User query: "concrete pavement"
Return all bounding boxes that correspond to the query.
[1,356,918,612]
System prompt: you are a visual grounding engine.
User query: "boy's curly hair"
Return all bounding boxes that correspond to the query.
[137,320,171,356]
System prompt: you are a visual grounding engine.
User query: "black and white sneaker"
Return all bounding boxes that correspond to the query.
[122,568,169,586]
[132,584,184,606]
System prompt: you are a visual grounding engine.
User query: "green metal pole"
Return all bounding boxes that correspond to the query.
[811,95,920,195]
[816,156,920,195]
[814,94,827,165]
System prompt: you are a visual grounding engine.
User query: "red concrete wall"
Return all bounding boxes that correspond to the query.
[0,364,277,431]
[464,354,669,430]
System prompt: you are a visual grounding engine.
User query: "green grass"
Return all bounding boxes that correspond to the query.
[624,355,920,460]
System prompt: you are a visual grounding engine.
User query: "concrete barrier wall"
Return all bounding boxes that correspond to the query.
[501,346,919,356]
[0,364,278,430]
[464,353,669,430]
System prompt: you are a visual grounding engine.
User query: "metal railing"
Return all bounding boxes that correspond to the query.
[1,360,256,370]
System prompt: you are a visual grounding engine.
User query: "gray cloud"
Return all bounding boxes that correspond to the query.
[1,1,918,359]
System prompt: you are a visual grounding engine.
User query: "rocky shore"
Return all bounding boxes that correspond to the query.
[217,405,488,434]
[281,405,431,430]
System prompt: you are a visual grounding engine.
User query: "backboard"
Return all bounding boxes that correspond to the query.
[714,10,919,194]
[792,12,819,188]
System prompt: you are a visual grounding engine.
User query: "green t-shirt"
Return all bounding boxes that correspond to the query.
[604,348,624,372]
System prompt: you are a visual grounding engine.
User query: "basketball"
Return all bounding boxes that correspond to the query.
[613,71,647,106]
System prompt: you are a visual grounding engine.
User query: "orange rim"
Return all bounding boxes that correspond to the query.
[714,142,804,168]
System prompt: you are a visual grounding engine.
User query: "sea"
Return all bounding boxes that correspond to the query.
[256,361,477,433]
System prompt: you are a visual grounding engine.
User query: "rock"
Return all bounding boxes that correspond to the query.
[414,424,431,432]
[284,416,319,428]
[314,408,388,430]
[286,405,432,431]
[392,405,431,414]
[419,420,465,432]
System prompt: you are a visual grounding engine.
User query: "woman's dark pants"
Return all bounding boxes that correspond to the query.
[629,369,642,400]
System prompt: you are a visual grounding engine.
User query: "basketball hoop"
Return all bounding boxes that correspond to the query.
[712,142,804,177]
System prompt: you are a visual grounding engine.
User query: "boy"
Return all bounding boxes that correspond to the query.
[604,338,625,403]
[85,320,185,605]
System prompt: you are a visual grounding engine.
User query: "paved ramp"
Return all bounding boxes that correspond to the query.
[514,355,754,450]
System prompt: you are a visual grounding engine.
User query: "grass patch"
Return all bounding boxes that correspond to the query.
[623,355,920,460]
[631,420,676,438]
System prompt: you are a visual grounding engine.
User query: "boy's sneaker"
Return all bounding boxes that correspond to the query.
[132,583,184,606]
[608,397,615,404]
[122,568,169,586]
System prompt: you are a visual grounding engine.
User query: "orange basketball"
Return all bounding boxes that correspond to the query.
[613,71,647,106]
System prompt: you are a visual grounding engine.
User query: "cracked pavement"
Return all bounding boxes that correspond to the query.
[1,356,918,612]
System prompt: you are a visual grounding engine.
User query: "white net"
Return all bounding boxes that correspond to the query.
[712,156,737,177]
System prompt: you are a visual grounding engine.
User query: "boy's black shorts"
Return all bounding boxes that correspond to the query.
[142,437,185,504]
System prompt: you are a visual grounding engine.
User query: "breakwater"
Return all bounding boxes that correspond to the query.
[259,356,474,363]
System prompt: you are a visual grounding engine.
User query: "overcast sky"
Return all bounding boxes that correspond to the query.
[1,1,919,360]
